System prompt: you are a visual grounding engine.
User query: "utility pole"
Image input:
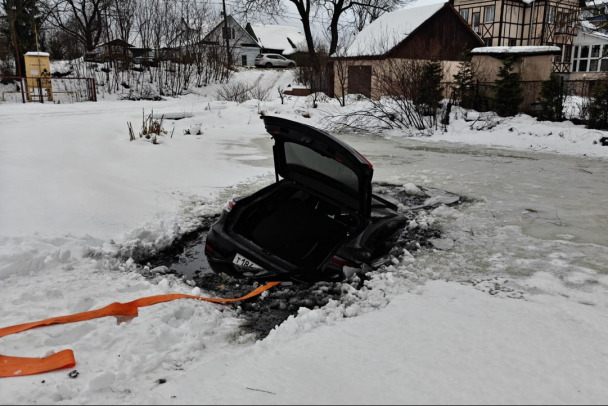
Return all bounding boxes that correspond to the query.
[10,1,25,103]
[222,0,232,66]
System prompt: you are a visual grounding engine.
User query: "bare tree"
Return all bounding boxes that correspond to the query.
[321,0,406,56]
[351,0,406,32]
[107,0,135,43]
[41,0,109,51]
[236,0,404,72]
[237,0,319,69]
[328,59,432,133]
[330,42,353,106]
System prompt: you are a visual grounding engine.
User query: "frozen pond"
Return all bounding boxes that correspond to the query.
[238,131,608,298]
[152,129,608,307]
[331,134,608,300]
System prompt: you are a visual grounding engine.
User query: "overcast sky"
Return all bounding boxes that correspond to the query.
[220,0,448,47]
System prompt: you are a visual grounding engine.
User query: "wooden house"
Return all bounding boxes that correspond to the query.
[450,0,585,72]
[84,39,134,63]
[330,2,484,99]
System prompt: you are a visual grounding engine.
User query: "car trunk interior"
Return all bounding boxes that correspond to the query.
[230,183,358,269]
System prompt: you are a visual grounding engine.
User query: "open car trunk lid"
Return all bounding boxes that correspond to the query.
[263,115,374,219]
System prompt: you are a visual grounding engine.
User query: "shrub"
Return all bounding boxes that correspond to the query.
[537,73,565,122]
[587,79,608,129]
[413,60,443,118]
[491,57,523,117]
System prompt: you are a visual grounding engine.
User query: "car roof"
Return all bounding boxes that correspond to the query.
[262,115,373,217]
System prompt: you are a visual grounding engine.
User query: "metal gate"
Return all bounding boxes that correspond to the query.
[0,76,97,103]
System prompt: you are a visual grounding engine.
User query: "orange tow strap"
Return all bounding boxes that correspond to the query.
[0,281,280,378]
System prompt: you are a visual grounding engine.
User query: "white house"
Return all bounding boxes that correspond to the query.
[569,20,608,79]
[203,16,261,66]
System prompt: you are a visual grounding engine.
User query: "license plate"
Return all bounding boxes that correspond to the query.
[232,253,263,271]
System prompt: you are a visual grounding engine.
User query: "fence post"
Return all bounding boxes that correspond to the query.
[90,78,97,102]
[20,77,26,103]
[37,77,43,103]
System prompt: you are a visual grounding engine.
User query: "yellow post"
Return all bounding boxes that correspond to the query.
[23,51,53,102]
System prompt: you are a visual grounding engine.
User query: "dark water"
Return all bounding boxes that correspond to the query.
[142,214,219,280]
[138,183,461,338]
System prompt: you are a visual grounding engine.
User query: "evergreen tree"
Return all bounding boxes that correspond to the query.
[1,0,44,76]
[413,60,443,116]
[587,79,608,130]
[537,73,565,121]
[453,59,475,108]
[492,57,523,117]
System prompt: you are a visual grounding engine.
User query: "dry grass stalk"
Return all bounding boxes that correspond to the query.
[127,122,135,141]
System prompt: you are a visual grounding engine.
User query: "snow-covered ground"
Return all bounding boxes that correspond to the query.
[1,68,608,404]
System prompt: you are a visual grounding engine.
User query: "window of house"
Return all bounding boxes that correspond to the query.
[555,52,562,63]
[590,59,599,72]
[485,5,495,23]
[460,9,469,22]
[472,12,480,33]
[222,27,236,40]
[571,44,608,72]
[563,44,572,64]
[555,11,574,33]
[547,5,555,23]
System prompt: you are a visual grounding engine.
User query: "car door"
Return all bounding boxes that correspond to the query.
[262,116,374,221]
[276,55,288,67]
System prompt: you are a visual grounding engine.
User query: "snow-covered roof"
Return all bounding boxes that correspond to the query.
[470,46,562,55]
[579,19,608,39]
[25,52,50,57]
[344,2,446,57]
[248,24,306,55]
[585,0,608,8]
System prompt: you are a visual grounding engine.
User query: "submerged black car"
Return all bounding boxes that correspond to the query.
[204,116,409,283]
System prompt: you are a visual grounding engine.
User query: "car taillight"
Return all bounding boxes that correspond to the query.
[225,199,235,212]
[205,243,214,253]
[330,256,353,268]
[354,148,373,168]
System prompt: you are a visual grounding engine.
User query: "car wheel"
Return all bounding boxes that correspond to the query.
[288,63,295,68]
[265,62,272,68]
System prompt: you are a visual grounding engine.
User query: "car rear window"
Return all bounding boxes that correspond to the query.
[283,141,359,191]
